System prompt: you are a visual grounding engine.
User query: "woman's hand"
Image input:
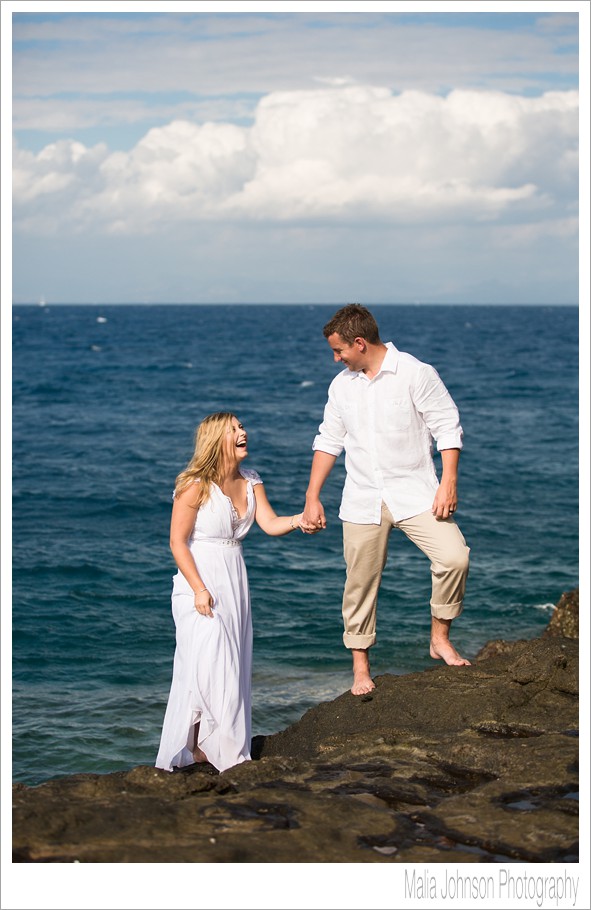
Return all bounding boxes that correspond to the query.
[291,512,304,531]
[254,485,323,536]
[194,589,214,618]
[301,498,326,533]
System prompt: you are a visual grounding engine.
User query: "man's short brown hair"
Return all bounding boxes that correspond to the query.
[323,304,381,345]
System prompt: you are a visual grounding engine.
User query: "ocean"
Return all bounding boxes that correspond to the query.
[11,303,579,787]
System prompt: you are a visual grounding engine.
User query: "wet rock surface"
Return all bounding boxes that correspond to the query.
[542,587,579,639]
[13,591,579,863]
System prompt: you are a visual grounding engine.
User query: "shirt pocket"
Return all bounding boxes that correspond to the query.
[384,397,411,431]
[341,400,360,431]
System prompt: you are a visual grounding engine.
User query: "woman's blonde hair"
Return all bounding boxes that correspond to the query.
[174,412,236,510]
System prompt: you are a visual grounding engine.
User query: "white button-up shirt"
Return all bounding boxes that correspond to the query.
[313,342,464,523]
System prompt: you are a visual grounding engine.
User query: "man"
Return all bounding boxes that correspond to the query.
[301,304,471,695]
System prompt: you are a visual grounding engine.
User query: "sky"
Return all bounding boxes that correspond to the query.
[3,1,587,305]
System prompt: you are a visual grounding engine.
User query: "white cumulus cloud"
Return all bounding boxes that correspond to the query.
[13,84,578,235]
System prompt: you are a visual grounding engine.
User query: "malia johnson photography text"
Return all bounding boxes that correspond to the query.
[405,868,579,907]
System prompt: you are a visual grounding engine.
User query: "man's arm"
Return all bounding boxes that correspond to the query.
[432,447,460,520]
[301,450,337,531]
[413,363,464,453]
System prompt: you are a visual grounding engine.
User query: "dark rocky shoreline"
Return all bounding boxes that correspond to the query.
[12,589,579,863]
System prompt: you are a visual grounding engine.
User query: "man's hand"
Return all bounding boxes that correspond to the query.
[432,478,458,520]
[433,447,460,520]
[301,497,327,533]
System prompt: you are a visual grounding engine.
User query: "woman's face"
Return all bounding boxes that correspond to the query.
[224,417,248,466]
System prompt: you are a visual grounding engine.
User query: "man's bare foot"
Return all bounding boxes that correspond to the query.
[352,672,376,695]
[430,616,471,665]
[351,648,376,695]
[430,639,471,665]
[192,745,209,764]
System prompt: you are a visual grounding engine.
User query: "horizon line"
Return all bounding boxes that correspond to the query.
[11,300,579,307]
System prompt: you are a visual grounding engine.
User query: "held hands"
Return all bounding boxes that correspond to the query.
[194,588,214,618]
[300,499,327,534]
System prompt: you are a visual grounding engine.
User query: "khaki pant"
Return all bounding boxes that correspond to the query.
[342,503,470,650]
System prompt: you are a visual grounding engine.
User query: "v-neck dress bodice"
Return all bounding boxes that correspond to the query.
[189,472,257,544]
[156,467,262,774]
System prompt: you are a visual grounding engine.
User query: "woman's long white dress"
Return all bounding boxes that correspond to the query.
[155,467,262,773]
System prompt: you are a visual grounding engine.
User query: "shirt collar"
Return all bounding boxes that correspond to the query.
[348,341,399,380]
[380,342,400,374]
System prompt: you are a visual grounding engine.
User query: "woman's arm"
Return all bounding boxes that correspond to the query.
[253,483,303,537]
[169,487,214,617]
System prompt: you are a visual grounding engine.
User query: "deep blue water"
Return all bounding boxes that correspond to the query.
[12,304,579,786]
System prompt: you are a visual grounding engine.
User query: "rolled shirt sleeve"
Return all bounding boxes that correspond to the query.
[313,386,347,457]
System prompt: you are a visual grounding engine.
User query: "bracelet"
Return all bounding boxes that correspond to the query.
[194,588,207,595]
[290,515,296,529]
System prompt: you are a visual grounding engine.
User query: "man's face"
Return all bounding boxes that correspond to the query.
[327,332,364,372]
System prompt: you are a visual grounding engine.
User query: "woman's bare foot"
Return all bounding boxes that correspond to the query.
[351,648,376,695]
[192,745,209,764]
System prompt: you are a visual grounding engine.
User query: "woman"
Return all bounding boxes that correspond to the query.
[155,412,304,774]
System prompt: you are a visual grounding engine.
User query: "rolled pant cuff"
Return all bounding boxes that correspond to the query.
[431,600,464,620]
[343,631,376,650]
